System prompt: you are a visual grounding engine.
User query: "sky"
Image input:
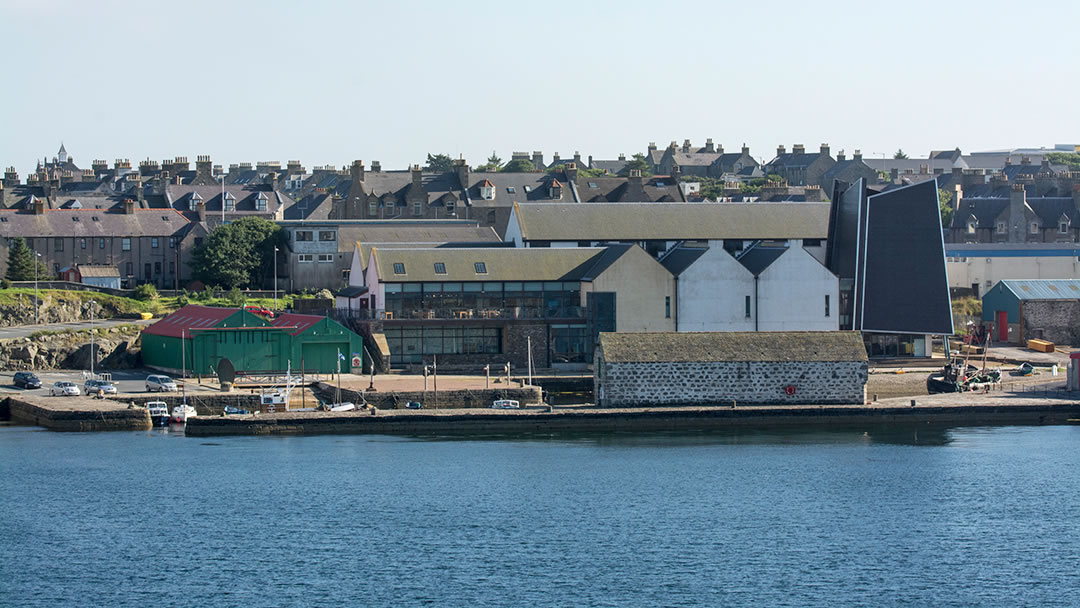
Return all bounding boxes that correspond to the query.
[2,0,1078,175]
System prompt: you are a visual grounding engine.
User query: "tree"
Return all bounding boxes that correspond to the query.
[486,151,502,170]
[938,188,954,228]
[4,237,48,281]
[424,153,455,173]
[190,217,286,289]
[617,153,652,177]
[1047,152,1080,172]
[893,149,909,160]
[501,159,537,173]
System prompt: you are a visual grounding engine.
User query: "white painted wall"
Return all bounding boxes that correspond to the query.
[505,207,523,247]
[348,245,365,287]
[947,256,1080,293]
[756,245,840,331]
[677,246,755,331]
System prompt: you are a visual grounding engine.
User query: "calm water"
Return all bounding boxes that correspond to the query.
[2,424,1079,607]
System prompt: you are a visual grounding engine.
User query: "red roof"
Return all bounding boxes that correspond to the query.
[142,305,238,339]
[270,312,325,336]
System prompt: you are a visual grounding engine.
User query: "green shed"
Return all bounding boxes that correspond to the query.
[141,305,363,376]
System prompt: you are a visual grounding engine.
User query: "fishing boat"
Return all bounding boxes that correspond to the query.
[927,331,1001,394]
[491,399,520,409]
[170,403,197,423]
[146,401,170,426]
[329,402,356,412]
[223,405,250,415]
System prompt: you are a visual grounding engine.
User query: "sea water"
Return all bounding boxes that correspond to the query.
[2,424,1079,607]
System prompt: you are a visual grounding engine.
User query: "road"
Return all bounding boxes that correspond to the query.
[0,368,227,397]
[0,318,152,340]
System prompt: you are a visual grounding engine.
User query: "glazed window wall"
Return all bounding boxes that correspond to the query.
[864,333,925,358]
[551,324,591,364]
[383,282,582,320]
[384,326,501,364]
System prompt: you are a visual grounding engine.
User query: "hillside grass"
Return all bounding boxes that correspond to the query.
[28,324,143,340]
[0,288,306,319]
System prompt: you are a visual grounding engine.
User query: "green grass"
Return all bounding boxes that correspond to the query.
[28,324,143,340]
[952,296,982,317]
[0,287,310,320]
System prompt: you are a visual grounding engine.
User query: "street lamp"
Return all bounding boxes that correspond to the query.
[89,299,96,377]
[34,252,42,324]
[273,246,279,312]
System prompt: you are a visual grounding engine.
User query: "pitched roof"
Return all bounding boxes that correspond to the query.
[141,305,241,339]
[270,313,325,336]
[576,176,683,202]
[513,202,830,241]
[659,246,708,276]
[372,246,612,282]
[0,208,196,238]
[598,331,868,363]
[767,152,826,170]
[736,245,787,275]
[997,279,1080,300]
[76,264,121,277]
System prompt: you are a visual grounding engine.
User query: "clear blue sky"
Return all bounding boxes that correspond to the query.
[2,0,1077,174]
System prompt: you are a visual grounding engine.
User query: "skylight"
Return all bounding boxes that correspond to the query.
[474,262,487,274]
[506,187,515,194]
[434,262,447,274]
[393,263,405,275]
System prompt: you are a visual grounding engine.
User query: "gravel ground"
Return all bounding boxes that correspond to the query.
[868,364,1065,400]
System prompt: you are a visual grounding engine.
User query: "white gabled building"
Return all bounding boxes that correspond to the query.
[662,240,839,332]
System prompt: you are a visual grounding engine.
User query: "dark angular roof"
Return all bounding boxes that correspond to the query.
[736,245,787,275]
[767,152,825,170]
[598,331,868,363]
[659,245,708,276]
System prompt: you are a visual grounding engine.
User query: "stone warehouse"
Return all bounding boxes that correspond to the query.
[594,331,868,407]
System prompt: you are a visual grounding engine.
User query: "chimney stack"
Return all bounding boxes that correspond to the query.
[3,167,18,187]
[705,138,715,153]
[565,162,578,182]
[1009,183,1027,242]
[454,158,469,189]
[682,139,691,153]
[132,174,144,203]
[820,143,830,157]
[123,198,135,215]
[891,168,899,182]
[853,150,863,162]
[552,152,561,164]
[648,142,657,152]
[371,160,382,173]
[194,155,214,184]
[573,151,582,165]
[1021,156,1031,166]
[532,151,544,171]
[196,201,206,222]
[618,153,626,161]
[777,145,787,157]
[793,144,805,156]
[351,160,365,183]
[33,196,45,215]
[742,143,750,156]
[411,164,423,188]
[837,151,846,162]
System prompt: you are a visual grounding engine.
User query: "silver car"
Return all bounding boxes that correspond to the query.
[50,381,81,397]
[145,375,178,392]
[84,379,118,395]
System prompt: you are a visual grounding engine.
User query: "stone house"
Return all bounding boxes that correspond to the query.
[655,140,758,179]
[820,151,879,191]
[765,144,836,187]
[981,279,1080,345]
[949,183,1080,245]
[594,331,868,407]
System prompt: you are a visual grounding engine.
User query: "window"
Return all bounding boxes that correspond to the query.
[54,239,63,251]
[997,222,1006,234]
[151,237,159,248]
[169,261,175,274]
[80,238,86,250]
[474,262,487,274]
[1061,221,1070,234]
[447,199,455,215]
[298,254,313,263]
[319,231,336,241]
[825,294,831,317]
[665,296,671,318]
[506,187,515,194]
[125,262,133,275]
[587,182,598,189]
[745,295,751,318]
[91,216,99,222]
[224,195,235,212]
[53,263,59,273]
[296,231,313,241]
[99,238,105,249]
[73,216,80,222]
[393,263,406,275]
[318,254,333,263]
[369,199,378,216]
[803,239,821,247]
[194,237,203,247]
[1030,222,1039,234]
[523,185,532,193]
[169,237,176,248]
[434,263,447,274]
[154,262,161,274]
[967,221,977,234]
[121,238,131,251]
[255,196,267,211]
[413,200,422,216]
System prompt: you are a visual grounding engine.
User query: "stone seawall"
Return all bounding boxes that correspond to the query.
[4,395,151,432]
[185,398,1080,437]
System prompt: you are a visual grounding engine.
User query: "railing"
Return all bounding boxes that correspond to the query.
[334,306,587,321]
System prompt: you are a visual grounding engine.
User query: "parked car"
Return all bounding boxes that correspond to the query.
[13,371,42,389]
[84,379,118,395]
[244,305,274,319]
[50,381,80,397]
[145,375,178,392]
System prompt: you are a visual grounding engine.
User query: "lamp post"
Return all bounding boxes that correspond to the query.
[34,252,42,324]
[273,246,278,312]
[89,299,96,377]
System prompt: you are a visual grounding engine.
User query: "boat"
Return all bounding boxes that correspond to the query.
[170,403,197,423]
[329,402,356,412]
[491,399,520,409]
[223,405,250,415]
[146,401,171,426]
[927,362,1002,394]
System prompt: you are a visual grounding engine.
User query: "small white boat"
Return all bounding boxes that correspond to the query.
[329,402,356,412]
[170,403,197,423]
[146,401,170,426]
[491,399,520,409]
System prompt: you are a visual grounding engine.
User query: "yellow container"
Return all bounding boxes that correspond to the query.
[1027,339,1054,353]
[140,312,154,320]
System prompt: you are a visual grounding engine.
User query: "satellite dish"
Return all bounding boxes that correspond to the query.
[217,358,236,384]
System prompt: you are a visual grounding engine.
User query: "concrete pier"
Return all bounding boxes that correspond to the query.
[2,395,151,432]
[185,390,1080,437]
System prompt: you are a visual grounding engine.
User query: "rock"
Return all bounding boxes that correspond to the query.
[11,344,37,361]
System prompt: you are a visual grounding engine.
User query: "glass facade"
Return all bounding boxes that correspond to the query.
[864,333,926,358]
[384,326,500,365]
[383,281,583,320]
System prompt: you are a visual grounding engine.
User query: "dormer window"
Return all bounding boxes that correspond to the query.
[446,198,456,215]
[549,180,562,199]
[368,198,378,216]
[479,180,495,200]
[997,222,1006,234]
[523,185,532,193]
[1060,220,1070,234]
[1030,222,1039,234]
[224,192,236,212]
[967,220,977,234]
[255,192,268,212]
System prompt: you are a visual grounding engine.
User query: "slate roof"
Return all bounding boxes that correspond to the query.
[671,151,723,167]
[589,158,628,175]
[283,192,334,220]
[466,172,566,207]
[166,184,292,215]
[736,245,787,275]
[996,279,1080,300]
[597,331,868,363]
[347,222,501,259]
[767,152,825,170]
[577,176,684,202]
[658,246,708,276]
[372,246,615,282]
[953,196,1078,229]
[513,202,831,242]
[822,159,876,187]
[76,264,121,277]
[0,208,197,238]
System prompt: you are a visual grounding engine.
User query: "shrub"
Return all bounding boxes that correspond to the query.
[226,286,244,307]
[134,284,159,301]
[0,278,10,290]
[176,295,190,307]
[316,289,333,300]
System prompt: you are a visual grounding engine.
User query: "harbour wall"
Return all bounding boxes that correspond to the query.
[313,382,541,409]
[184,400,1080,437]
[2,395,151,432]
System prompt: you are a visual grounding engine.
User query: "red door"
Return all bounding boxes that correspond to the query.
[996,311,1008,342]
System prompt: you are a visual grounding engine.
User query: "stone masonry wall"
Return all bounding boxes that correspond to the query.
[1021,300,1080,346]
[597,360,868,407]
